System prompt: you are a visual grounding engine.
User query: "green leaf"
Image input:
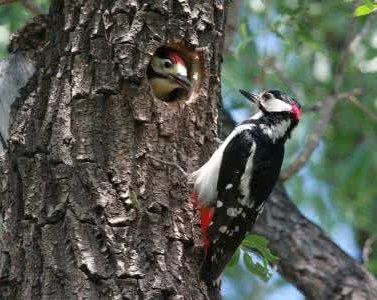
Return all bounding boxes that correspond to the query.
[227,248,240,268]
[353,5,376,16]
[363,0,375,10]
[239,22,248,39]
[243,252,271,282]
[239,234,279,282]
[242,234,279,264]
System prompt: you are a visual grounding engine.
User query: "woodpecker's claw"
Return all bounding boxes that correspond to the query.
[169,74,192,90]
[239,89,259,103]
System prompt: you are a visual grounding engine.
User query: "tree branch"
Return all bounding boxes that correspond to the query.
[254,185,377,300]
[362,235,377,265]
[19,0,44,15]
[280,89,362,181]
[347,95,377,124]
[280,17,371,182]
[0,0,17,4]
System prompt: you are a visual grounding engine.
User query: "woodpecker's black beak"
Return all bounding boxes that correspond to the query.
[239,90,259,104]
[169,74,192,90]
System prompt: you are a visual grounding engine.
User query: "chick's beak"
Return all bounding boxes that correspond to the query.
[169,73,192,90]
[239,90,259,103]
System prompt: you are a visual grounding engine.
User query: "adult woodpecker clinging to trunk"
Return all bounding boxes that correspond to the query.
[148,48,192,101]
[190,89,302,284]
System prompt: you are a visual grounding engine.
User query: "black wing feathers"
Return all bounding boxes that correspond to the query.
[201,128,285,283]
[202,129,255,282]
[249,140,284,210]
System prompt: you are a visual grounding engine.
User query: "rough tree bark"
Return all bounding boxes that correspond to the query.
[0,1,225,299]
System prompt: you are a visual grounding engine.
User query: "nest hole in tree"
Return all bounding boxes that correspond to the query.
[147,45,201,103]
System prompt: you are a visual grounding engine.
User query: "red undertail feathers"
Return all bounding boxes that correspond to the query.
[190,192,214,255]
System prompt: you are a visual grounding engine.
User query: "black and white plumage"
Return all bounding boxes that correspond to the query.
[190,89,302,283]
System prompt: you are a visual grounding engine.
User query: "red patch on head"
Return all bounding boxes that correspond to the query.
[168,51,186,67]
[291,104,302,121]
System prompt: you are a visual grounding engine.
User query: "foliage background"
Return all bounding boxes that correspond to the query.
[0,1,376,299]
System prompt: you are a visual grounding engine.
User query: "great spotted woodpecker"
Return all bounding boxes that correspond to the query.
[148,48,192,101]
[191,89,302,283]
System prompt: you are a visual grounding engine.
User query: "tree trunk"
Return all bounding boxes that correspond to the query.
[0,1,225,299]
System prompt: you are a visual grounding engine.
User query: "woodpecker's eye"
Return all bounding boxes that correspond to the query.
[164,60,173,68]
[263,92,273,100]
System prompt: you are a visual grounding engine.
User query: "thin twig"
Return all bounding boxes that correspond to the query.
[280,17,371,181]
[362,235,377,265]
[148,155,188,178]
[0,0,17,4]
[347,95,377,124]
[20,0,44,15]
[302,91,376,120]
[333,19,371,92]
[270,59,297,92]
[280,89,362,181]
[303,103,322,113]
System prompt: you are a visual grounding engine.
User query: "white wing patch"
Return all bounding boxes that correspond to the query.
[191,124,255,206]
[238,141,256,208]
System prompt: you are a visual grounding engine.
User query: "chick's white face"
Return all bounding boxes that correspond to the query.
[149,55,191,100]
[151,57,187,79]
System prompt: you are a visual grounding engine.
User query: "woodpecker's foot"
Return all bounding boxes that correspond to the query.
[148,155,188,178]
[214,137,223,145]
[200,261,221,300]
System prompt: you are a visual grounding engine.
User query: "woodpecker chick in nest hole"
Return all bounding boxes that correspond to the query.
[148,48,192,101]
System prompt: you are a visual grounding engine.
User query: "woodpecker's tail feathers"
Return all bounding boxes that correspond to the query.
[200,256,221,300]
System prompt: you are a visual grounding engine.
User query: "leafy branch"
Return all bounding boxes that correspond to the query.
[280,16,372,181]
[227,234,278,282]
[354,0,377,16]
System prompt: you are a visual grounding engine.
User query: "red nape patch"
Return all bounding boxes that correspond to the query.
[168,51,186,67]
[291,104,302,121]
[200,207,214,255]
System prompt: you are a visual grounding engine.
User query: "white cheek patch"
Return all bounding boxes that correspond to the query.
[174,63,187,77]
[262,98,292,113]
